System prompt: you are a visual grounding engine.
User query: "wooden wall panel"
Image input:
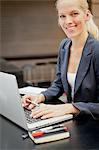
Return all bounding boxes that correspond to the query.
[92,0,99,28]
[92,4,99,17]
[1,1,64,58]
[92,0,99,4]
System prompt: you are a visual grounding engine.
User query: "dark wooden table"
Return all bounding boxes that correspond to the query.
[0,115,99,150]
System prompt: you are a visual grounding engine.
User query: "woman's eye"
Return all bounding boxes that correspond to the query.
[60,15,66,18]
[72,12,79,16]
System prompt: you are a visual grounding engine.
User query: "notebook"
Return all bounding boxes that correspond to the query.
[0,72,73,131]
[28,125,70,144]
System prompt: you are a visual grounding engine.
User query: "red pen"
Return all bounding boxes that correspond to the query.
[32,127,68,137]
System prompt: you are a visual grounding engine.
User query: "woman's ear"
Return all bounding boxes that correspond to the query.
[85,10,92,21]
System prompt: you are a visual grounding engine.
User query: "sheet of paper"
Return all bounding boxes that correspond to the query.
[19,86,47,95]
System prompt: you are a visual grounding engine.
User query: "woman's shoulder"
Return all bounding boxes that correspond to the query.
[90,38,99,64]
[93,39,99,56]
[88,33,99,56]
[59,38,71,50]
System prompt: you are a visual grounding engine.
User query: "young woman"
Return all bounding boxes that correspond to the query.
[22,0,99,120]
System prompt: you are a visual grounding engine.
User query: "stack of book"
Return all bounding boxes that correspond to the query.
[28,124,70,144]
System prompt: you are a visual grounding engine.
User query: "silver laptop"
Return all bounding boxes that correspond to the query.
[0,72,73,131]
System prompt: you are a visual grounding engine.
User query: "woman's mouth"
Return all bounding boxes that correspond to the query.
[66,25,76,30]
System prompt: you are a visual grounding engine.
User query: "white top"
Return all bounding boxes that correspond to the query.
[67,72,76,99]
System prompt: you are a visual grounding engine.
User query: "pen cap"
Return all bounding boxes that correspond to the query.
[32,131,44,137]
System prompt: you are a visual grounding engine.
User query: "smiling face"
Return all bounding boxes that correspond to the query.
[57,0,90,39]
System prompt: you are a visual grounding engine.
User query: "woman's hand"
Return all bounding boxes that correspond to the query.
[22,94,45,110]
[30,103,80,119]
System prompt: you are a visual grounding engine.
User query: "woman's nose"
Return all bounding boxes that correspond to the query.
[65,16,73,24]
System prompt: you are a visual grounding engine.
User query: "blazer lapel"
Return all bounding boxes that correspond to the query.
[74,35,93,94]
[61,40,71,94]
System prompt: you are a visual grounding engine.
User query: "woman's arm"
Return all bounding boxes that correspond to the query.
[72,102,99,119]
[42,39,68,101]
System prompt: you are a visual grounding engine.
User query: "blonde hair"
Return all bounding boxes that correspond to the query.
[55,0,99,40]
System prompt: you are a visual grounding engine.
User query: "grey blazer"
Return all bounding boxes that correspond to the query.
[42,34,99,119]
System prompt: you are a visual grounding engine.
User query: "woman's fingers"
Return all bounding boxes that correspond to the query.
[21,94,45,110]
[41,113,54,119]
[30,104,60,119]
[27,103,34,110]
[31,104,49,118]
[22,95,35,109]
[31,109,52,119]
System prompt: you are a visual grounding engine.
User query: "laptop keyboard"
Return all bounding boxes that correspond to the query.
[24,109,41,124]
